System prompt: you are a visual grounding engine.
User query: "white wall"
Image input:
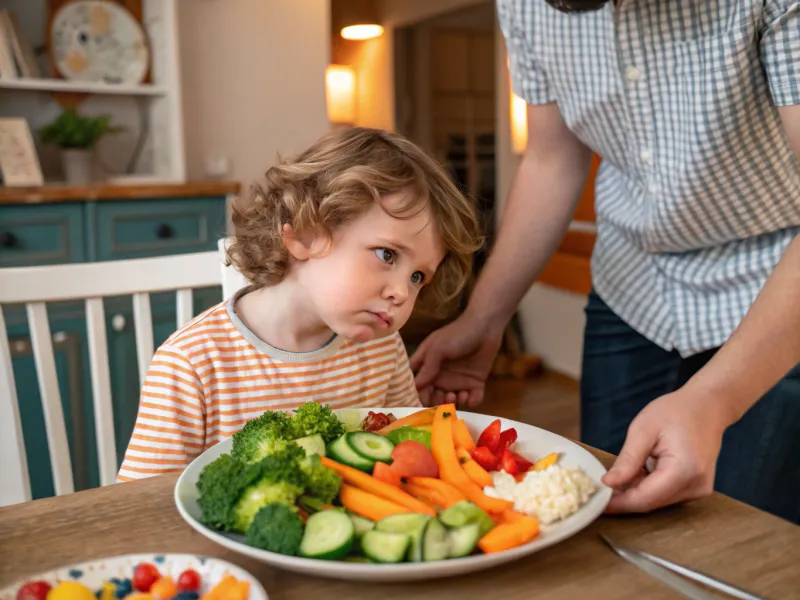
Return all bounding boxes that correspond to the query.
[177,0,330,185]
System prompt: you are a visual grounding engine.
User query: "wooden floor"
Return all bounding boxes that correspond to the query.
[473,370,581,440]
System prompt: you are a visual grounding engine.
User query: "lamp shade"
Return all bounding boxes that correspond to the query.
[326,65,357,124]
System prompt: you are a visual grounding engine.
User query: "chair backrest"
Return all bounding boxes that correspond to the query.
[218,237,249,298]
[0,250,228,507]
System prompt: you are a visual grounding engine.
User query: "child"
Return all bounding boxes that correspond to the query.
[117,127,481,481]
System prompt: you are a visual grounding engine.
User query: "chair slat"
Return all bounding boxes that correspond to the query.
[132,293,154,386]
[26,302,74,496]
[176,289,194,328]
[85,298,118,487]
[0,306,32,506]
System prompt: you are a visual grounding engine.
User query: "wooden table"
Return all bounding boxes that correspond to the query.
[1,400,799,599]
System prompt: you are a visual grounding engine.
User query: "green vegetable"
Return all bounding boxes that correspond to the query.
[245,503,304,555]
[299,510,355,559]
[295,433,326,457]
[290,402,346,443]
[337,409,363,432]
[387,426,432,450]
[197,445,307,532]
[231,411,293,464]
[300,453,342,504]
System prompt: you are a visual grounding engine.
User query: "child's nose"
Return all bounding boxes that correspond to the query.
[383,277,409,304]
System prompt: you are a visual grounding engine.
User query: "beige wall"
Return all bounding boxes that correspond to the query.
[178,0,331,186]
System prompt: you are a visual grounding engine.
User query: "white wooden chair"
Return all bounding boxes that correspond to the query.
[218,237,249,298]
[0,250,237,507]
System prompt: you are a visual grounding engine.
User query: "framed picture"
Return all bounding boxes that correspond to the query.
[0,118,45,187]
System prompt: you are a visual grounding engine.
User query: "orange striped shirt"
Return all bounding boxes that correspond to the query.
[117,292,420,482]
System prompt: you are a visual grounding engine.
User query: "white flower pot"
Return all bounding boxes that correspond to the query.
[62,148,94,184]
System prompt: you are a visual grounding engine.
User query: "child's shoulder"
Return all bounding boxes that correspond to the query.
[162,299,239,351]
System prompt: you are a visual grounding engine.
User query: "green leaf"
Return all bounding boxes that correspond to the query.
[38,108,120,149]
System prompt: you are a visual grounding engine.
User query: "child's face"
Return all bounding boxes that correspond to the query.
[296,193,446,343]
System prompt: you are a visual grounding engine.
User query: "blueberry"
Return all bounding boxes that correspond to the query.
[173,593,199,600]
[154,556,165,564]
[68,570,83,580]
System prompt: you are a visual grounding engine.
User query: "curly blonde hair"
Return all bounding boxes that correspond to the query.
[227,127,483,317]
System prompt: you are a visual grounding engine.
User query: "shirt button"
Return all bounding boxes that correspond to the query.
[648,185,658,195]
[640,149,651,163]
[626,66,642,81]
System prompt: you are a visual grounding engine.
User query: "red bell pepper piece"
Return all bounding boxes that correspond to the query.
[500,448,520,476]
[476,419,502,453]
[498,427,518,452]
[470,446,499,471]
[509,450,533,472]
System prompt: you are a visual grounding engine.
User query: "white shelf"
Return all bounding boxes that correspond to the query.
[0,78,167,96]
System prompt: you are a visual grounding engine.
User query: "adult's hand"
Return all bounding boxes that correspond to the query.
[602,389,729,513]
[410,314,503,408]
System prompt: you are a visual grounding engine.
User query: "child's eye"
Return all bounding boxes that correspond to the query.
[375,248,395,264]
[410,271,425,285]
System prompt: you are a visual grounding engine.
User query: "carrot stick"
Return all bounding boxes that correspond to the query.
[431,404,513,514]
[320,455,436,516]
[401,483,443,510]
[478,515,540,554]
[339,484,413,521]
[377,408,436,435]
[452,418,475,450]
[456,447,493,487]
[533,452,559,471]
[406,476,466,507]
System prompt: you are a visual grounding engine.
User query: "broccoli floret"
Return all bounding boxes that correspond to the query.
[232,410,293,463]
[197,444,309,533]
[289,402,345,443]
[245,503,304,555]
[197,453,248,530]
[301,454,342,504]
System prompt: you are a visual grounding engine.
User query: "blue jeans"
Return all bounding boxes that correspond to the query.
[581,291,800,524]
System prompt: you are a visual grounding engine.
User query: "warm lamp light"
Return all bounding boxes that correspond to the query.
[341,24,384,40]
[510,91,528,154]
[326,65,357,124]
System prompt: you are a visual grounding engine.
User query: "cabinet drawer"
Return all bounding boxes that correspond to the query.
[0,203,86,267]
[94,197,227,260]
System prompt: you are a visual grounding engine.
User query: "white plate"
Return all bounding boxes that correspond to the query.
[174,409,612,582]
[0,554,268,600]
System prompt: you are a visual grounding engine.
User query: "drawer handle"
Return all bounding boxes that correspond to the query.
[156,224,175,239]
[0,232,17,248]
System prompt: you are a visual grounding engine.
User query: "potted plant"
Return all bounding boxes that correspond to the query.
[39,108,116,184]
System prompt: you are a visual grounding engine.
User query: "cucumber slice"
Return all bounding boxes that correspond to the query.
[422,518,450,562]
[448,522,481,558]
[439,501,495,537]
[295,433,326,457]
[375,513,431,562]
[298,509,354,560]
[346,432,395,464]
[349,513,376,537]
[361,530,411,563]
[327,435,375,472]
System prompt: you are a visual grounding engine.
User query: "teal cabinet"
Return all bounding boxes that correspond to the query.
[1,194,228,499]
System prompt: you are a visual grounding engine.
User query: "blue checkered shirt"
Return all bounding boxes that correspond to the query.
[499,0,800,356]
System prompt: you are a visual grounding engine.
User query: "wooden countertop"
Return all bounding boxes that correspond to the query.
[1,395,798,598]
[0,181,241,205]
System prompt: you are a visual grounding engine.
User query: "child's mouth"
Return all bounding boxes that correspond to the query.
[368,311,393,327]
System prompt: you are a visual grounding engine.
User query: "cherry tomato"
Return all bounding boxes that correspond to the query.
[390,440,439,478]
[16,581,51,600]
[176,569,201,593]
[132,563,161,593]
